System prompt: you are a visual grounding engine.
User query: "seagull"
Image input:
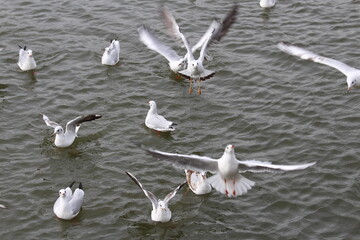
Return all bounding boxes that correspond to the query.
[102,39,120,65]
[42,113,102,147]
[0,204,6,209]
[143,144,316,197]
[160,5,237,94]
[125,171,186,223]
[184,170,212,195]
[53,181,84,220]
[145,100,176,132]
[260,0,276,8]
[17,45,36,71]
[277,42,360,92]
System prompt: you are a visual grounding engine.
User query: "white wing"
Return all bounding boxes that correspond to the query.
[238,159,316,172]
[160,6,194,62]
[138,25,182,63]
[191,20,220,54]
[125,171,158,210]
[65,114,102,135]
[144,147,219,173]
[42,114,60,129]
[277,42,357,76]
[163,181,186,205]
[69,187,84,215]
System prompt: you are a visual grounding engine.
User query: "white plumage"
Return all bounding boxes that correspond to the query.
[277,41,360,91]
[145,101,176,132]
[53,182,84,220]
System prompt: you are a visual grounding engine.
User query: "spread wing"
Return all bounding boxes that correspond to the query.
[237,159,316,173]
[65,114,102,135]
[277,42,357,76]
[144,147,219,173]
[160,6,194,62]
[163,181,186,205]
[42,114,60,129]
[125,171,158,210]
[138,25,182,63]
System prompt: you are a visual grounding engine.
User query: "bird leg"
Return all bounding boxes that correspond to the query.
[188,78,193,94]
[197,78,202,95]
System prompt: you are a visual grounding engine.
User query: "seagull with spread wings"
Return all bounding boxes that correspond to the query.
[42,113,102,147]
[144,144,316,197]
[125,171,186,222]
[277,42,360,92]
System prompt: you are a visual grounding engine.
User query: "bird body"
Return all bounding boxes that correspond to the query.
[17,45,36,71]
[185,170,212,195]
[102,39,120,65]
[260,0,276,8]
[53,182,84,220]
[145,101,175,132]
[42,114,102,147]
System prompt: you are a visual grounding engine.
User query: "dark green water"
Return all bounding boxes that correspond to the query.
[1,0,360,239]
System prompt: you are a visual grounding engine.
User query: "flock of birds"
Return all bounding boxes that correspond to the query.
[10,1,360,223]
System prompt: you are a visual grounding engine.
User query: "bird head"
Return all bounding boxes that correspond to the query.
[347,77,358,92]
[52,126,63,136]
[59,189,66,198]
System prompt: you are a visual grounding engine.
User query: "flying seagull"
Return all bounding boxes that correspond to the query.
[277,41,360,92]
[125,171,186,222]
[143,144,316,197]
[42,113,102,147]
[160,5,237,94]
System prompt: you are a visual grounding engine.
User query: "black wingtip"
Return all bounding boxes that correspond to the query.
[69,181,76,188]
[78,182,83,190]
[18,45,22,49]
[179,181,187,190]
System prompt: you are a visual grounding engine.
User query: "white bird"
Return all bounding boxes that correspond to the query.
[0,204,6,209]
[42,113,102,148]
[160,5,237,94]
[17,45,36,71]
[145,100,176,132]
[144,144,316,197]
[260,0,276,8]
[101,39,120,65]
[125,171,186,223]
[53,181,84,220]
[185,170,212,195]
[277,42,360,92]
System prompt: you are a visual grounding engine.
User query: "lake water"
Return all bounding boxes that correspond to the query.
[1,0,360,239]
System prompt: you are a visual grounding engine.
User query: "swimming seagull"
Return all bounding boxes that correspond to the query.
[42,113,102,147]
[260,0,276,8]
[145,100,176,132]
[102,39,120,65]
[277,42,360,92]
[184,170,212,195]
[17,45,37,71]
[125,171,186,223]
[143,144,316,197]
[53,181,84,220]
[160,5,237,94]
